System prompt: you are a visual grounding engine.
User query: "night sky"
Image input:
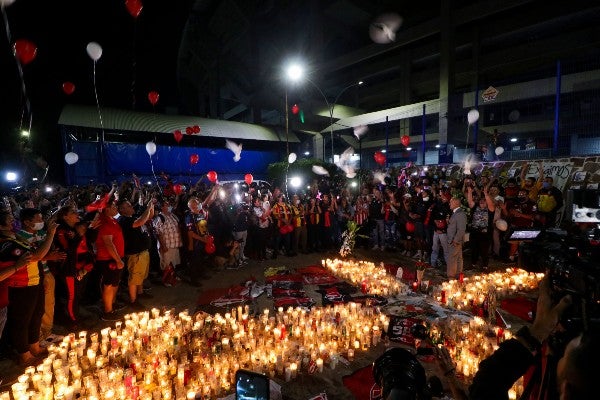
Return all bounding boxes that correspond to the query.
[0,0,193,182]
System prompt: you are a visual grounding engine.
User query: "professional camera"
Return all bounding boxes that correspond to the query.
[519,230,600,352]
[372,348,429,400]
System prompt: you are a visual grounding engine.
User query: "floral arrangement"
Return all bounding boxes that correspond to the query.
[415,259,431,271]
[339,220,368,258]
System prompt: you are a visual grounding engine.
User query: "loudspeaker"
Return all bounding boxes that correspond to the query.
[568,189,600,223]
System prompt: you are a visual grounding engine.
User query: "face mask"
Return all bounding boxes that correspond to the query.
[422,197,429,202]
[167,206,173,213]
[33,222,45,231]
[542,182,550,189]
[295,200,300,205]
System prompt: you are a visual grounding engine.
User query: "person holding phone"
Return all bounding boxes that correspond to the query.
[1,209,57,366]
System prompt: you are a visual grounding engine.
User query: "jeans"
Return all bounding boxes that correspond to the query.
[431,232,449,266]
[371,219,385,247]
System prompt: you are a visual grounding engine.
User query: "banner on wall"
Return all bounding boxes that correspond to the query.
[522,161,573,192]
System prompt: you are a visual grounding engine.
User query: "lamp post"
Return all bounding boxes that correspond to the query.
[285,63,362,162]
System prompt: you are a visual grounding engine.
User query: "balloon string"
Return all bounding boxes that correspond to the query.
[3,7,32,134]
[149,154,159,188]
[92,61,104,134]
[285,162,290,199]
[131,22,137,109]
[465,124,471,153]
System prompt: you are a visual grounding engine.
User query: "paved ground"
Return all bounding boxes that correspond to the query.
[0,246,519,398]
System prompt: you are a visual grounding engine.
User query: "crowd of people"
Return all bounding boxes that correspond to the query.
[0,158,597,400]
[0,160,566,368]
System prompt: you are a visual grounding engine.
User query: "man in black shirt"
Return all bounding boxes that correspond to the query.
[117,199,154,309]
[369,188,385,250]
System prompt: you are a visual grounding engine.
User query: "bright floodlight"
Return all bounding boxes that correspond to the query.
[290,176,302,188]
[435,144,440,148]
[287,64,303,82]
[358,81,364,85]
[304,151,310,156]
[381,149,386,153]
[406,147,412,151]
[510,138,518,142]
[351,181,358,188]
[6,172,17,182]
[21,130,30,137]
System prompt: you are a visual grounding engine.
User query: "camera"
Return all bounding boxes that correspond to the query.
[373,348,428,400]
[235,369,269,400]
[519,230,600,353]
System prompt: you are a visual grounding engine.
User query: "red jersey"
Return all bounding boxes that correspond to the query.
[95,215,125,261]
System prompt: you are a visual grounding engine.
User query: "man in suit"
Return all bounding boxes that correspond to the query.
[446,197,467,279]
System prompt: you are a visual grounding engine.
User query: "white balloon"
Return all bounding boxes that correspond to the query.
[312,165,329,176]
[467,109,479,125]
[288,152,297,164]
[495,146,504,156]
[145,141,157,156]
[64,152,79,165]
[86,42,103,61]
[369,13,402,44]
[0,0,16,8]
[495,219,508,232]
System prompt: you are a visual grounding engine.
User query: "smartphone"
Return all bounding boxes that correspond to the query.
[235,369,269,400]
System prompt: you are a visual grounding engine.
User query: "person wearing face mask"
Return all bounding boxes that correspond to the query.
[152,199,182,287]
[5,208,58,365]
[536,176,563,228]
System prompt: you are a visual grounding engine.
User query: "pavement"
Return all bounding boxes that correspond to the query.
[0,245,520,398]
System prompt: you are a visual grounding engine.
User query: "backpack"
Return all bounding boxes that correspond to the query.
[537,194,557,213]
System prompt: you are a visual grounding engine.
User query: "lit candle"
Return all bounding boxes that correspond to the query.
[347,348,354,361]
[316,358,323,373]
[290,362,298,378]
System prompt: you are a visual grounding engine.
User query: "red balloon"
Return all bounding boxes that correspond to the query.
[374,151,386,166]
[13,39,37,65]
[244,173,253,185]
[173,184,184,195]
[206,235,215,243]
[173,130,183,143]
[125,0,143,18]
[401,135,410,147]
[192,125,200,134]
[185,126,193,135]
[62,82,75,95]
[205,242,216,254]
[190,154,199,165]
[207,171,218,183]
[405,221,416,233]
[147,91,159,106]
[291,104,300,115]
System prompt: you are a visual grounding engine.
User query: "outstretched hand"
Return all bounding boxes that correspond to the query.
[530,275,572,342]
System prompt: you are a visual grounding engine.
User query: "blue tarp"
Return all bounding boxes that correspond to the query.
[65,141,281,185]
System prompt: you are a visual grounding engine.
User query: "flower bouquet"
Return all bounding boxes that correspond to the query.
[415,259,431,283]
[339,220,368,258]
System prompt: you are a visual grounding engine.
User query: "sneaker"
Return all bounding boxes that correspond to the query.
[412,251,422,259]
[101,311,122,322]
[113,302,127,312]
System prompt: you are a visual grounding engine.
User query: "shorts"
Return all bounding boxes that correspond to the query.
[126,250,150,286]
[159,247,181,270]
[97,260,123,287]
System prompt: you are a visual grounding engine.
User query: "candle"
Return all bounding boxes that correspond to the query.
[347,348,354,361]
[316,358,323,373]
[290,362,298,379]
[284,367,292,382]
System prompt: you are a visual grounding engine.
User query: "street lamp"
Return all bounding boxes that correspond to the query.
[285,63,362,162]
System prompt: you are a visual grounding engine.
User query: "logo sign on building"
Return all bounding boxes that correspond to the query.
[482,86,499,102]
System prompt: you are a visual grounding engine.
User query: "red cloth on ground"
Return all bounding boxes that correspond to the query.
[501,296,536,322]
[342,365,382,400]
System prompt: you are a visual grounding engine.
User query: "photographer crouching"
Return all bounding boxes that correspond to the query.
[469,276,599,400]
